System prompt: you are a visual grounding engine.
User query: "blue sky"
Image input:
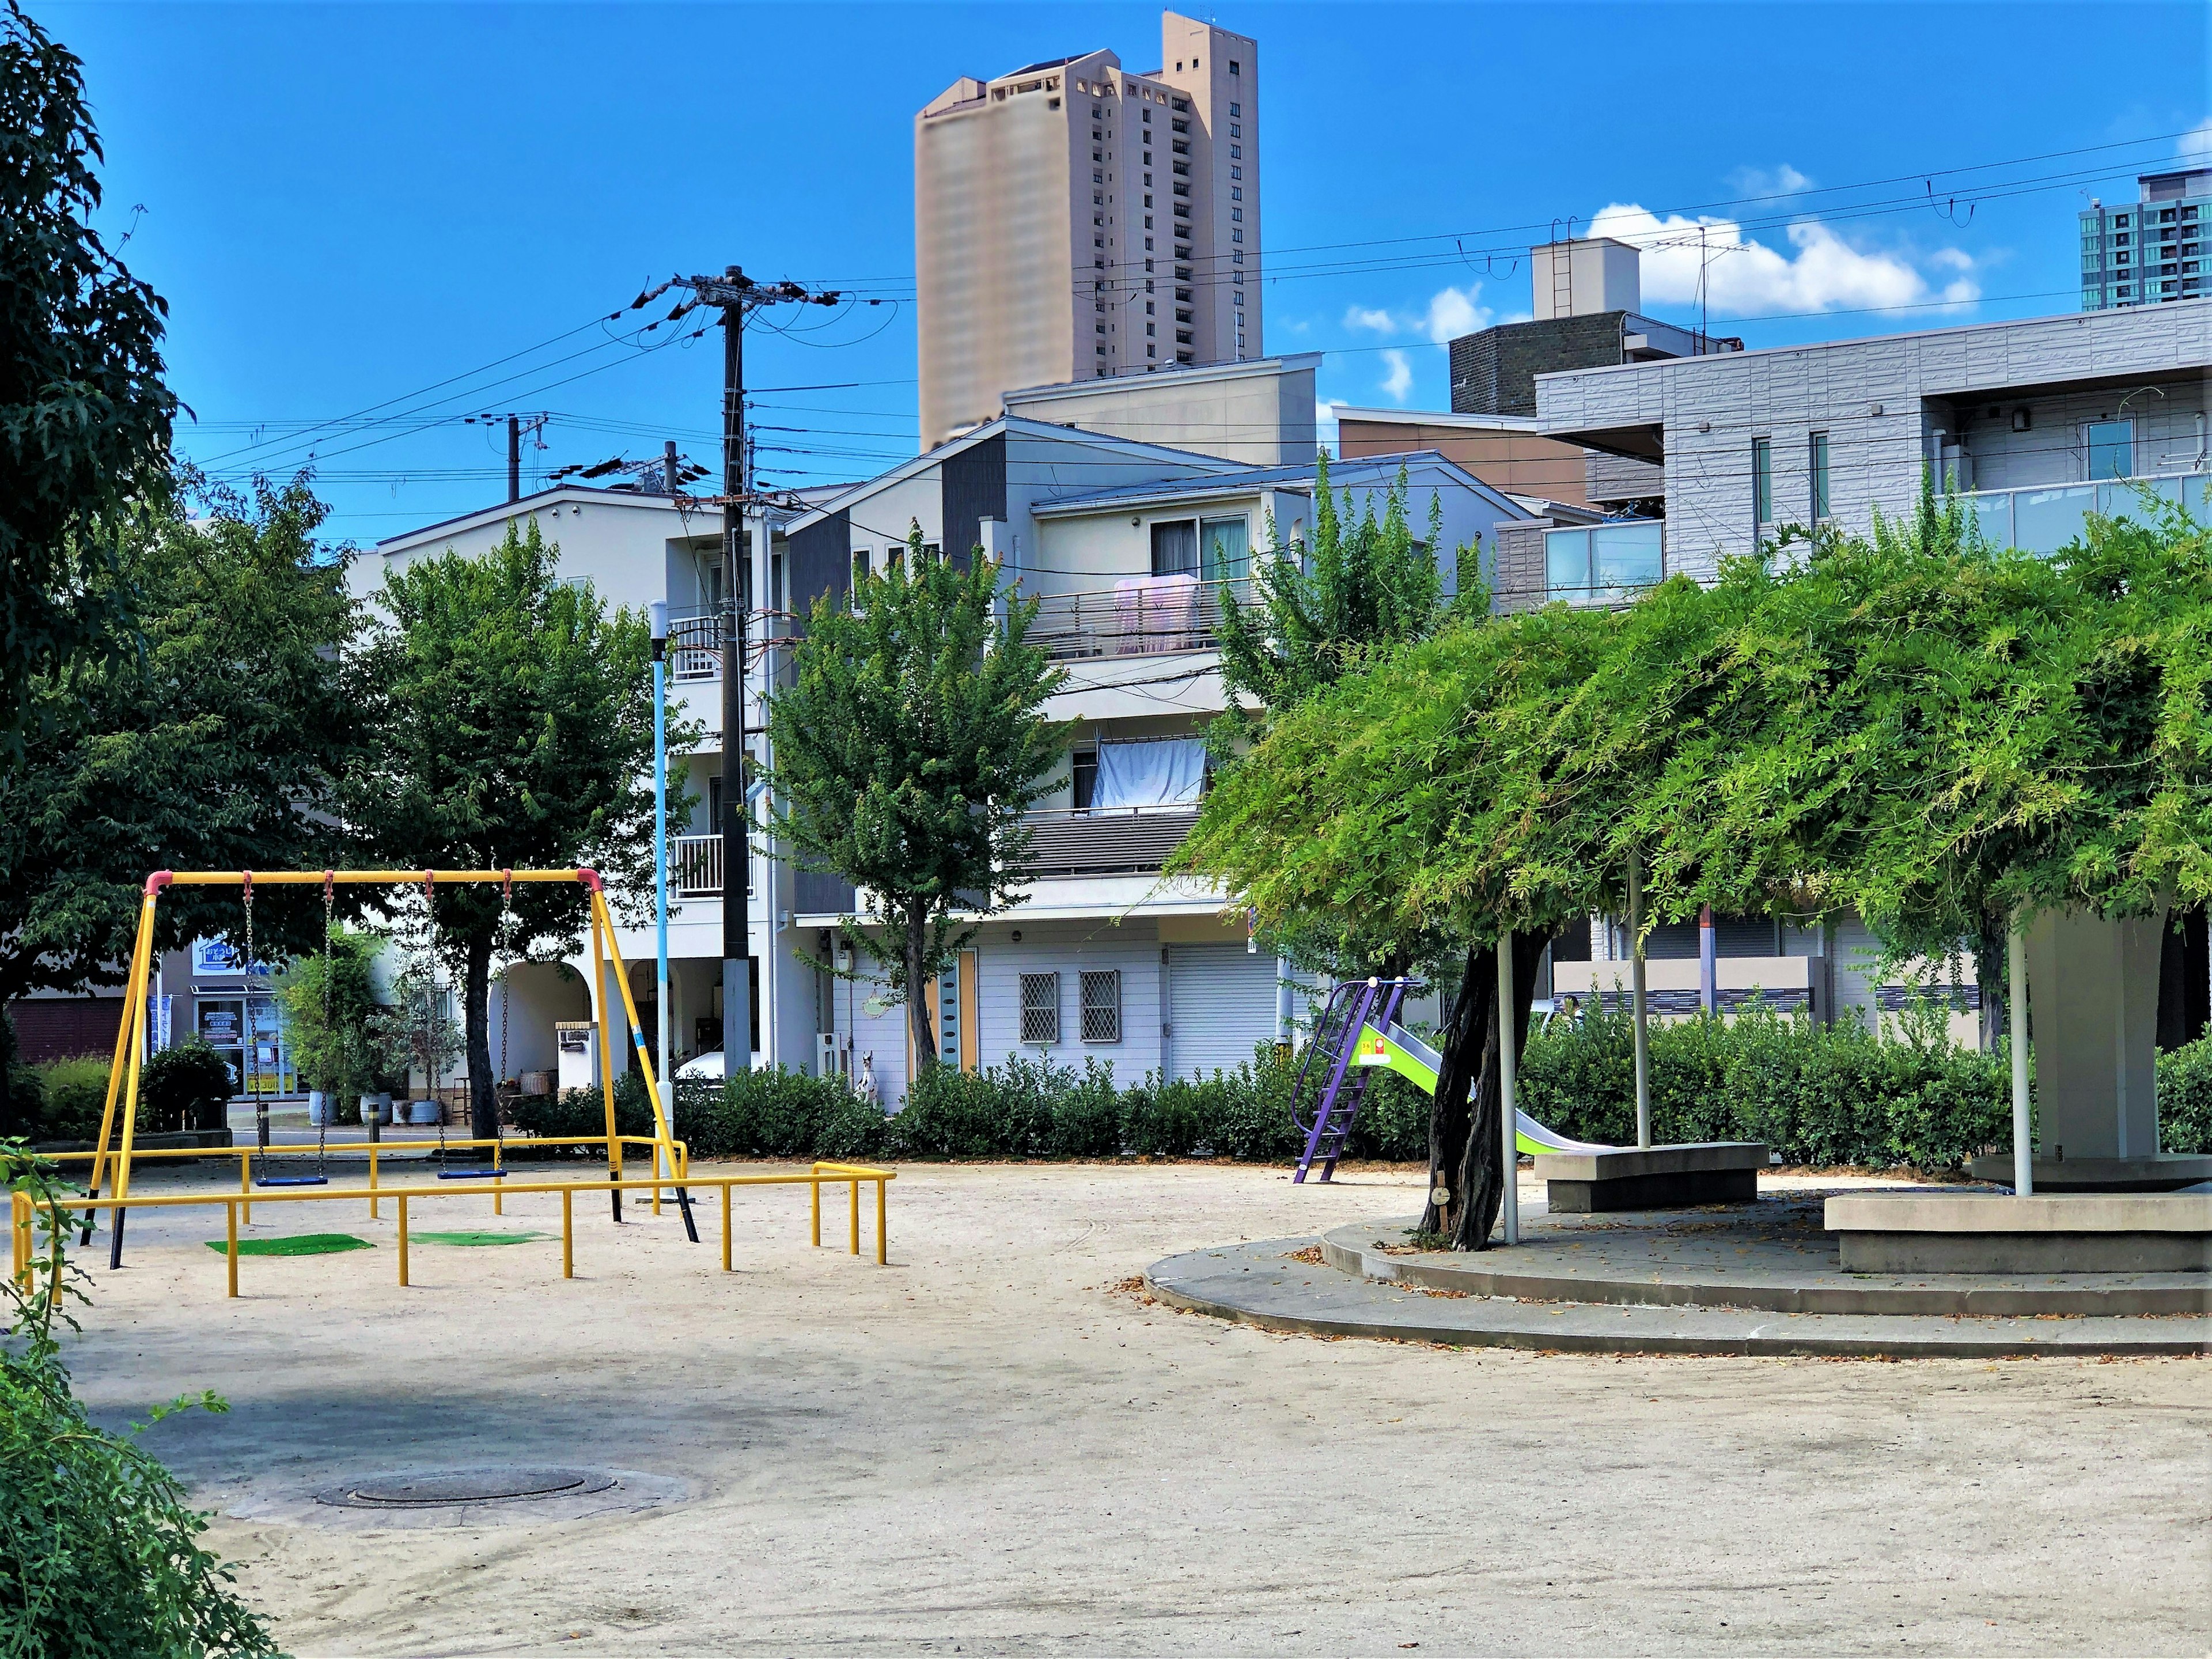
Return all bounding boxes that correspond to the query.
[47,1,2211,547]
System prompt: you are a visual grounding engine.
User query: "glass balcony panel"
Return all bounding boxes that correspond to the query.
[1965,490,2012,550]
[1544,528,1590,600]
[2012,485,2094,554]
[1592,522,1664,595]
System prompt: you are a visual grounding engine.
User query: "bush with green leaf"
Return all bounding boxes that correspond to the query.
[2160,1037,2212,1155]
[138,1041,238,1136]
[31,1055,113,1143]
[2,1143,279,1656]
[1516,1003,2010,1172]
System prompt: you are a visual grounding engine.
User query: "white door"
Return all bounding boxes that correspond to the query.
[1164,945,1281,1080]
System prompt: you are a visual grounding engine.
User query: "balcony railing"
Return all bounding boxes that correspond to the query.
[1020,806,1202,878]
[668,611,722,683]
[1543,519,1664,604]
[1022,576,1250,662]
[1960,471,2208,555]
[672,834,724,896]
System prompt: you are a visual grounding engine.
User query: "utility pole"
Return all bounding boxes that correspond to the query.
[672,267,847,1073]
[467,411,548,503]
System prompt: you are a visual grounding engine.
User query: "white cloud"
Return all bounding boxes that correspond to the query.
[2183,116,2212,162]
[1378,349,1414,403]
[1586,202,1979,317]
[1343,283,1493,344]
[1728,162,1813,198]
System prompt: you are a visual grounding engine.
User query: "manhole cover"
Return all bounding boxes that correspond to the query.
[317,1466,618,1509]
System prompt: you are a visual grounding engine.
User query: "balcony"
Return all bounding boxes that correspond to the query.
[1960,472,2208,555]
[672,834,724,896]
[667,608,722,682]
[1022,806,1201,878]
[1024,576,1249,662]
[1543,520,1664,604]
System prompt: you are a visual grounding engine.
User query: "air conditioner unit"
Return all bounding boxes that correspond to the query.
[555,1022,598,1093]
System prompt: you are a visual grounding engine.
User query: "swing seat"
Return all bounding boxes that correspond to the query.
[438,1168,507,1180]
[256,1174,329,1188]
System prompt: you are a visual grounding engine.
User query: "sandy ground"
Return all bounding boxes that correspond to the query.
[50,1160,2212,1658]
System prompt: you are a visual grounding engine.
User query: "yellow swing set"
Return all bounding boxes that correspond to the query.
[82,866,693,1267]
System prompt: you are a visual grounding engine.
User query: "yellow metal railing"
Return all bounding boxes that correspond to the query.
[12,1162,894,1300]
[44,1134,691,1224]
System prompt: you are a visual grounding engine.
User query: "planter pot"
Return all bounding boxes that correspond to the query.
[358,1094,392,1126]
[407,1099,442,1126]
[307,1091,336,1126]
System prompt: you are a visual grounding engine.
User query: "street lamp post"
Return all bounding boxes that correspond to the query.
[649,601,672,1160]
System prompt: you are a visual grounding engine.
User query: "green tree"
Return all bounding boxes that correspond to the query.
[0,473,358,1134]
[275,923,403,1111]
[0,1,179,741]
[765,527,1065,1073]
[344,519,671,1143]
[1206,455,1473,980]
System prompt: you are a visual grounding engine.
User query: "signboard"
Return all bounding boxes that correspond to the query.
[191,937,271,978]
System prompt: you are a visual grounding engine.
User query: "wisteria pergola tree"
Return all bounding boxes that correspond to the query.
[1179,487,2210,1245]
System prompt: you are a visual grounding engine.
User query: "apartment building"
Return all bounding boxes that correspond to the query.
[1340,239,1735,522]
[775,412,1532,1106]
[1525,298,2212,1041]
[916,10,1262,448]
[2081,168,2210,312]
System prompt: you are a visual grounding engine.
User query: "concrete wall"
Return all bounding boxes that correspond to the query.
[1004,357,1315,465]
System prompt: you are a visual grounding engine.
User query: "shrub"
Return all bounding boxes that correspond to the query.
[1518,1003,2010,1172]
[2160,1037,2212,1155]
[890,1062,1047,1158]
[3,1146,279,1656]
[32,1055,113,1143]
[690,1066,885,1161]
[138,1040,237,1135]
[507,1073,654,1157]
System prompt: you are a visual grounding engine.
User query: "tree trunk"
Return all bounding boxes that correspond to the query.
[464,930,498,1144]
[1420,931,1546,1252]
[905,911,937,1076]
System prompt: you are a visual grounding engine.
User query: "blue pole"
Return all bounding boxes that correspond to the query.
[650,603,671,1164]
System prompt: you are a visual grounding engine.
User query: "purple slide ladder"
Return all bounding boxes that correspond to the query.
[1290,978,1413,1183]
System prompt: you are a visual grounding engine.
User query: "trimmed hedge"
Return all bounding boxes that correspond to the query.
[1517,1004,2016,1171]
[500,1024,2212,1171]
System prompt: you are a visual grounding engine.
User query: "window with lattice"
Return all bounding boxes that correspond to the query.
[1020,973,1060,1046]
[1079,969,1121,1044]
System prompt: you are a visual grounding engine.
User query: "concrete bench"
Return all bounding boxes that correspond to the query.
[1825,1191,2212,1274]
[1531,1142,1767,1213]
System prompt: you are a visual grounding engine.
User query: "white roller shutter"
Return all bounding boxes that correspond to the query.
[1164,945,1280,1081]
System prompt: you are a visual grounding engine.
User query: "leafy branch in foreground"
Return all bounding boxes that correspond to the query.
[2,1144,281,1658]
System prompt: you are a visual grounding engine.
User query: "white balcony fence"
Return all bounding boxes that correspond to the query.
[672,834,724,896]
[668,609,722,682]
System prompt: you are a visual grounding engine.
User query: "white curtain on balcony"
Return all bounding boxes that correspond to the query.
[1093,736,1205,810]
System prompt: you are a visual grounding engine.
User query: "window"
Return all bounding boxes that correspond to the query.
[1809,431,1831,520]
[851,548,870,586]
[1020,974,1060,1046]
[2087,419,2133,480]
[1752,437,1774,527]
[1079,971,1122,1043]
[1071,748,1098,809]
[1200,514,1249,582]
[1229,102,1240,117]
[1229,60,1240,76]
[1150,518,1198,576]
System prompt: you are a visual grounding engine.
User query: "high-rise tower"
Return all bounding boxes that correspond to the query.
[915,12,1260,449]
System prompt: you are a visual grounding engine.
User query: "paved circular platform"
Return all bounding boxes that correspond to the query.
[1146,1195,2211,1357]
